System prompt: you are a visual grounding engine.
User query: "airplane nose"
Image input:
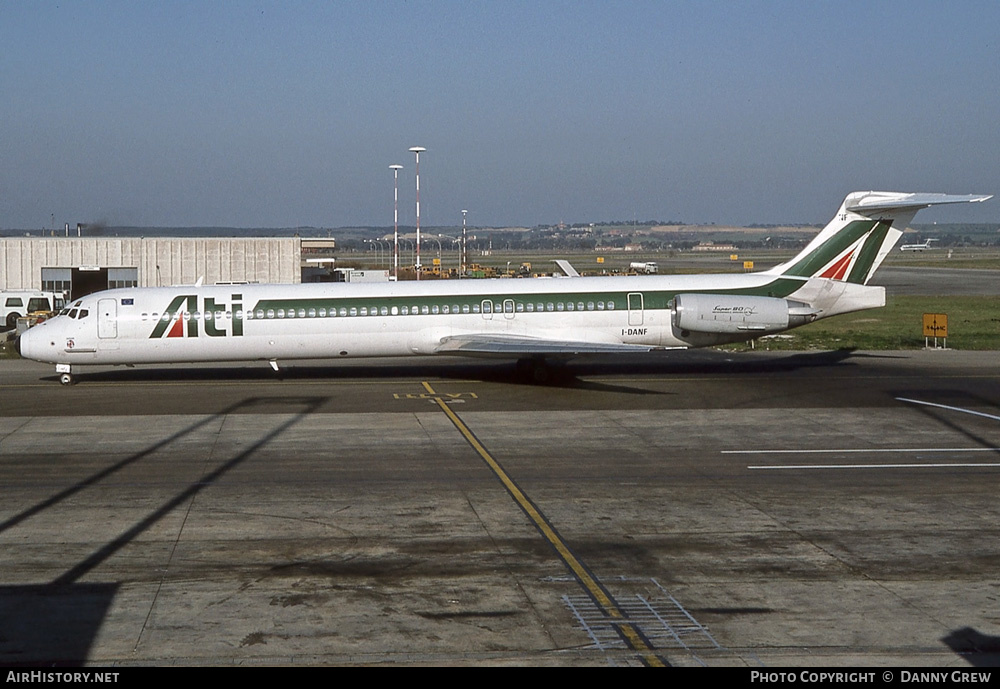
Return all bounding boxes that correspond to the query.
[14,328,31,359]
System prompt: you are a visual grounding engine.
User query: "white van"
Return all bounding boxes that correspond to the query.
[1,291,66,330]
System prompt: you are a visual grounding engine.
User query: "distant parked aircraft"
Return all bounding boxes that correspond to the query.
[899,238,938,251]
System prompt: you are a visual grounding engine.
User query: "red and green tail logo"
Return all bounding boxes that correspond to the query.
[782,220,891,284]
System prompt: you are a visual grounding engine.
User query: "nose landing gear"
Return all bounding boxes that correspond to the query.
[56,364,75,386]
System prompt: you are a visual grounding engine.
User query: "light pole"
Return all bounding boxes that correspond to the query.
[390,164,403,280]
[409,146,426,280]
[461,209,468,278]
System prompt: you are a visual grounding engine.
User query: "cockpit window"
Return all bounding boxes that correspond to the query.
[68,309,78,319]
[78,309,89,319]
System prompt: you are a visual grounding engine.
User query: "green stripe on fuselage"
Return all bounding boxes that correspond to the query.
[249,278,805,317]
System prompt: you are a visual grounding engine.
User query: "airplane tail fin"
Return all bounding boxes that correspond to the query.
[766,192,991,285]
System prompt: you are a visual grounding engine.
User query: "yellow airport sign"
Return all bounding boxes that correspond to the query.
[922,313,948,337]
[743,261,754,270]
[596,257,604,264]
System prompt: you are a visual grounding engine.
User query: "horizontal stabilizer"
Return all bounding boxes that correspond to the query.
[845,191,992,215]
[767,190,992,285]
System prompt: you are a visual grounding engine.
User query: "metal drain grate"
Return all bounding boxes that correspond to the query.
[561,577,728,667]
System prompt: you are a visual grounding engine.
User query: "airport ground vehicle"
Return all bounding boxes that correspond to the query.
[1,290,66,330]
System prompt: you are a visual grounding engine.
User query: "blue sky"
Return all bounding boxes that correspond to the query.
[2,1,998,229]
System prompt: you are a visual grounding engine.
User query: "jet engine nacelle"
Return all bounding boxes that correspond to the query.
[673,293,814,334]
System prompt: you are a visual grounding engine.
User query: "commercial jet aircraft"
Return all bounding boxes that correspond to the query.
[16,191,991,385]
[899,238,938,251]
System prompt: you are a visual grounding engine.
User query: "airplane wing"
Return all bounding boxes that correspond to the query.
[552,260,581,277]
[434,333,679,357]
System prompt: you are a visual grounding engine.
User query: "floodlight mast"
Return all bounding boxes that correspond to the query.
[461,209,468,277]
[409,147,426,280]
[389,164,403,279]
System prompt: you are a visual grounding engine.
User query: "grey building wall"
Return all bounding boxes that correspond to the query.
[0,237,301,290]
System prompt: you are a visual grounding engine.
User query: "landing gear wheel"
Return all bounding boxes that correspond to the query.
[59,373,74,386]
[517,358,550,384]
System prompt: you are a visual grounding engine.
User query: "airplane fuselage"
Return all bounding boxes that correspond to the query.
[16,191,990,383]
[19,271,867,370]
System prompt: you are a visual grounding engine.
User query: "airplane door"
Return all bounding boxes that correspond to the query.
[627,292,644,326]
[503,299,515,320]
[97,298,118,338]
[481,299,493,320]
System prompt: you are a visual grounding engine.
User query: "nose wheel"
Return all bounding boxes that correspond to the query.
[59,372,75,386]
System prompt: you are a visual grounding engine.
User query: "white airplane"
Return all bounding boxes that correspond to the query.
[899,238,938,251]
[17,191,991,385]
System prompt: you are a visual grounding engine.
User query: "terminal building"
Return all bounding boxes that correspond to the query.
[0,237,303,300]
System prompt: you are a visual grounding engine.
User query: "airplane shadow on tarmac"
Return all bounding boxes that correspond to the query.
[0,396,327,666]
[50,347,869,394]
[942,627,1000,667]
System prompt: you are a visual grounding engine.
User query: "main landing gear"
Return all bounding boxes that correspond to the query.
[516,357,552,384]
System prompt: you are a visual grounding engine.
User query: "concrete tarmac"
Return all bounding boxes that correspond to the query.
[2,350,999,666]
